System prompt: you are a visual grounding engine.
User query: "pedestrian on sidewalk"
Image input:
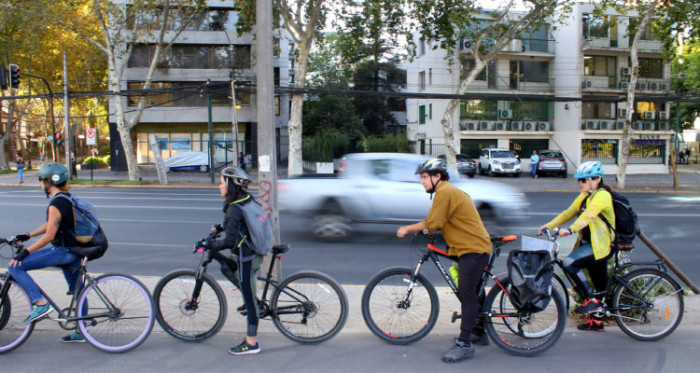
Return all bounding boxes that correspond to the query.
[685,148,691,164]
[530,150,539,178]
[239,152,246,170]
[679,150,685,165]
[15,152,25,184]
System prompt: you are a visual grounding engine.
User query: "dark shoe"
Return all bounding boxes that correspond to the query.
[577,318,604,332]
[575,298,603,314]
[23,303,54,324]
[60,330,86,343]
[471,333,489,346]
[442,339,475,363]
[229,340,260,355]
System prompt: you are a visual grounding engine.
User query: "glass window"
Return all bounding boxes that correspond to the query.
[510,61,549,86]
[582,139,618,164]
[582,102,614,119]
[511,101,550,120]
[510,139,549,158]
[584,56,616,77]
[419,105,426,124]
[461,139,497,158]
[461,58,492,81]
[460,99,498,119]
[637,58,663,79]
[419,71,426,90]
[629,141,664,164]
[274,96,280,116]
[171,137,192,150]
[128,81,236,107]
[584,15,609,38]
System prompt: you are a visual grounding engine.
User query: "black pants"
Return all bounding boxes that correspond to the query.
[220,255,262,337]
[458,253,489,342]
[562,243,609,299]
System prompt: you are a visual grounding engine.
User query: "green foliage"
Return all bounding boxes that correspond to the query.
[82,156,107,166]
[672,42,700,130]
[303,129,351,162]
[362,134,410,153]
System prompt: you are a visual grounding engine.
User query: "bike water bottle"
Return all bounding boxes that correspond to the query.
[449,262,459,286]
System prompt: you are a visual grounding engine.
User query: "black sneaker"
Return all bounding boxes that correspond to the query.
[575,298,603,314]
[228,340,260,355]
[577,318,604,332]
[442,339,475,363]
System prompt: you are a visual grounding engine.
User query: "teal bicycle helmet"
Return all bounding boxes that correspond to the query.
[38,162,69,186]
[574,161,604,179]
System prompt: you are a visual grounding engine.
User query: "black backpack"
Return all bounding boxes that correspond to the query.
[507,250,553,313]
[601,191,639,243]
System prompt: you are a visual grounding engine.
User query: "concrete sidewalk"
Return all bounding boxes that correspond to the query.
[11,269,699,337]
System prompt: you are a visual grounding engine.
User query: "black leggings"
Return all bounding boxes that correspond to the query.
[562,243,609,299]
[220,255,263,337]
[458,253,489,342]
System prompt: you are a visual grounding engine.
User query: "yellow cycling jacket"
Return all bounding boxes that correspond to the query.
[544,189,615,260]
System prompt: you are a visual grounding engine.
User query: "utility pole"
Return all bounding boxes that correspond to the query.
[257,0,280,279]
[231,80,240,166]
[63,52,72,178]
[207,80,215,184]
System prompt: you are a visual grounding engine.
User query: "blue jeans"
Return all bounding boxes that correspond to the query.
[531,163,538,178]
[8,246,81,304]
[17,167,24,182]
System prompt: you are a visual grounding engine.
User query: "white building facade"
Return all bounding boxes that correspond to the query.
[109,0,292,169]
[406,2,673,175]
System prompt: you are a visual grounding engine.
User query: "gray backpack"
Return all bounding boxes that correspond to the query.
[239,200,273,256]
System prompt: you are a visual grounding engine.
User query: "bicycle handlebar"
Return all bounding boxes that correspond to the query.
[0,236,24,255]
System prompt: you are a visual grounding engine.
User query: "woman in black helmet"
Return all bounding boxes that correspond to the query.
[204,166,264,355]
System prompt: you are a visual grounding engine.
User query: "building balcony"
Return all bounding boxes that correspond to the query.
[459,120,552,132]
[581,119,674,132]
[583,37,663,54]
[582,75,670,92]
[460,38,555,57]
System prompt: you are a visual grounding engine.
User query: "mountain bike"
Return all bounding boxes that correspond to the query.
[361,232,567,356]
[0,237,155,354]
[541,227,684,341]
[153,232,348,344]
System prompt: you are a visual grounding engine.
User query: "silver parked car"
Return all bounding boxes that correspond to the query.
[278,153,529,240]
[537,150,567,178]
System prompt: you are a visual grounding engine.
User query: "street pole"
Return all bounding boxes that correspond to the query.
[63,52,72,178]
[231,79,240,166]
[257,0,280,279]
[673,90,681,190]
[207,80,215,184]
[21,72,57,161]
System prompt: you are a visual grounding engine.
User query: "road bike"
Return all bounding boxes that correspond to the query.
[153,232,348,344]
[542,227,684,341]
[0,237,155,354]
[361,232,567,356]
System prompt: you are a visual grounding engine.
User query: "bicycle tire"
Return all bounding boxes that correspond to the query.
[153,269,227,342]
[271,270,348,344]
[361,267,439,345]
[77,274,155,353]
[551,273,570,312]
[0,280,34,354]
[483,277,566,357]
[612,268,684,341]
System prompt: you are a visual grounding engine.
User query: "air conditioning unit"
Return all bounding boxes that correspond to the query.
[495,122,507,131]
[659,82,669,90]
[632,121,644,130]
[536,122,550,131]
[616,121,626,130]
[643,112,655,120]
[619,81,630,90]
[510,121,523,131]
[659,112,669,120]
[644,122,656,131]
[617,108,627,118]
[459,39,473,51]
[658,121,670,131]
[459,121,479,131]
[583,80,593,88]
[479,121,492,130]
[520,121,534,131]
[650,82,658,90]
[499,109,513,119]
[586,120,600,130]
[638,82,647,90]
[620,67,632,76]
[508,39,523,52]
[600,120,614,130]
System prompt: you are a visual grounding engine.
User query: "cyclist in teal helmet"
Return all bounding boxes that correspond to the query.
[8,163,86,341]
[538,161,616,331]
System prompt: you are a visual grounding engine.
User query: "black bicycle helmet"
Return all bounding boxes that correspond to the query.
[416,158,448,178]
[38,162,69,186]
[221,166,252,187]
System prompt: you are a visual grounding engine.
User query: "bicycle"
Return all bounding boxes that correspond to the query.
[153,231,349,344]
[541,227,684,341]
[361,232,567,356]
[0,237,155,354]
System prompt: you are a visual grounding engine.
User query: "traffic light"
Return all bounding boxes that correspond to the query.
[0,66,7,90]
[55,131,63,147]
[9,64,19,90]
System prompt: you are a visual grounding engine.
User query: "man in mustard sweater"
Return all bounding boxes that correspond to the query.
[397,159,492,363]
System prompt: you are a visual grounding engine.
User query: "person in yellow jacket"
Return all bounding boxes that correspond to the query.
[397,158,491,363]
[538,161,615,331]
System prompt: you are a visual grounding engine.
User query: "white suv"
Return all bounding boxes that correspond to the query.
[478,148,522,177]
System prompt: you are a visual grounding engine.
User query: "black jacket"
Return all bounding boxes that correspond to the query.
[208,194,256,260]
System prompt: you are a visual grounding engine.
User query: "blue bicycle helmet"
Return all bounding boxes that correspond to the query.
[574,161,604,179]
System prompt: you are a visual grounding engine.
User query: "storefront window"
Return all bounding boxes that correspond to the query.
[629,141,665,164]
[582,139,618,164]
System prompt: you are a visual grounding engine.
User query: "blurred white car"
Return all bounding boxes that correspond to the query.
[163,152,211,172]
[279,153,529,240]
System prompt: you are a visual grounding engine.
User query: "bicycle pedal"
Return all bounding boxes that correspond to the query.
[451,311,462,323]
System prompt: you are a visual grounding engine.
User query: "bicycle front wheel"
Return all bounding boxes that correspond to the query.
[612,269,684,341]
[0,280,34,354]
[483,277,566,357]
[361,267,439,345]
[271,271,348,344]
[78,274,155,353]
[153,269,227,342]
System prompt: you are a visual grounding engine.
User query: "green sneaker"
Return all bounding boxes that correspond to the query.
[60,330,86,343]
[228,340,260,355]
[23,303,54,324]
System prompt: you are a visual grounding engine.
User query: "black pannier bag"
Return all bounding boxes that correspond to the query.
[507,250,554,313]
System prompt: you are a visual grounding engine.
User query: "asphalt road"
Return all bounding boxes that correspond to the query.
[0,186,699,288]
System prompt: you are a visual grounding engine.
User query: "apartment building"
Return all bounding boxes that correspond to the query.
[109,0,292,170]
[406,2,673,174]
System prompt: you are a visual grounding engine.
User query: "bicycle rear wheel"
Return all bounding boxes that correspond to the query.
[153,269,227,342]
[361,267,438,345]
[77,274,155,353]
[483,277,566,357]
[271,271,348,344]
[0,280,34,354]
[612,268,684,341]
